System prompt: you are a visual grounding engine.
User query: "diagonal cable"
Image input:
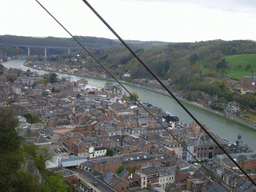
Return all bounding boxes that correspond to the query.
[35,0,238,190]
[81,0,256,186]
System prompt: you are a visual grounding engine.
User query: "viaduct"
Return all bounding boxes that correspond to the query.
[12,45,83,57]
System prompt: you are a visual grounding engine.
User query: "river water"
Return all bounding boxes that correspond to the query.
[2,59,256,151]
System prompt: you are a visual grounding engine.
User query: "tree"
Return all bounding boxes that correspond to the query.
[116,166,124,174]
[188,53,199,65]
[45,173,68,192]
[0,107,69,191]
[126,166,138,174]
[216,59,228,71]
[23,144,53,178]
[50,73,57,83]
[23,113,41,123]
[128,92,139,101]
[106,149,113,156]
[0,107,24,191]
[12,171,42,192]
[43,75,50,84]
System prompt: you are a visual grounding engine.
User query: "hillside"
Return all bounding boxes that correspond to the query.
[1,36,256,111]
[59,39,256,111]
[0,35,169,56]
[223,54,256,79]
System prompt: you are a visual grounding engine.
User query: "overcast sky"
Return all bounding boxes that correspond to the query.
[1,0,256,42]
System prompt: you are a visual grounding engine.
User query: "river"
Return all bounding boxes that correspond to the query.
[2,59,256,151]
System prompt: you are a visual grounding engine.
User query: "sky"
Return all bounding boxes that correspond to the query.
[1,0,256,42]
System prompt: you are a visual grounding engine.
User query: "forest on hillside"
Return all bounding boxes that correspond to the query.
[78,39,256,111]
[1,35,256,112]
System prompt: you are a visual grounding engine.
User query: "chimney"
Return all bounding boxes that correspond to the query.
[103,161,107,174]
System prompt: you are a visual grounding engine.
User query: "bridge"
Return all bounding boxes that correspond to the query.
[12,45,83,57]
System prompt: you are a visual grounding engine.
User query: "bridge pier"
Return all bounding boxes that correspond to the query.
[28,47,30,56]
[44,48,47,57]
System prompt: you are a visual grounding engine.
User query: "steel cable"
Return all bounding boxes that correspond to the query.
[35,0,252,190]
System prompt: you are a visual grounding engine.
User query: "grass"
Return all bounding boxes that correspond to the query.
[222,54,256,79]
[200,61,210,74]
[240,112,256,123]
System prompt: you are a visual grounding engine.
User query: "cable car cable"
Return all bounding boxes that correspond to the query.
[80,0,256,186]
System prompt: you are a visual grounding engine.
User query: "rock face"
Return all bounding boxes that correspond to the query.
[20,159,42,183]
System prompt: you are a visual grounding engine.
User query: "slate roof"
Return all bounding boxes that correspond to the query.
[166,156,191,170]
[81,152,162,166]
[73,139,83,147]
[77,170,116,192]
[44,128,55,136]
[195,132,229,147]
[34,132,51,145]
[95,146,107,151]
[141,162,162,169]
[55,169,77,177]
[144,167,158,176]
[215,152,256,165]
[107,175,121,187]
[30,123,44,130]
[109,103,126,110]
[61,156,87,168]
[63,131,85,139]
[118,169,129,178]
[104,171,115,184]
[157,166,177,177]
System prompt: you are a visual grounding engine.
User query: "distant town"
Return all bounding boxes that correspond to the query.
[1,64,256,192]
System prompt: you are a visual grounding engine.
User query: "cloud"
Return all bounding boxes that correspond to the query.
[121,0,256,14]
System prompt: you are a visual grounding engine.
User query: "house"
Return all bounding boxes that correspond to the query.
[225,101,240,117]
[62,131,85,151]
[123,72,130,78]
[29,122,44,135]
[142,167,159,189]
[158,166,177,189]
[241,76,256,92]
[186,132,229,161]
[80,152,165,175]
[226,135,253,154]
[89,146,107,159]
[61,156,87,169]
[104,82,122,94]
[76,169,116,192]
[33,132,52,145]
[134,172,147,189]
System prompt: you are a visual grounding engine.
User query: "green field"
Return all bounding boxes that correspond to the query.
[223,54,256,79]
[200,62,210,74]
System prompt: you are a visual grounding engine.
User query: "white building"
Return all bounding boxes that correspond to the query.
[158,166,177,188]
[89,146,107,159]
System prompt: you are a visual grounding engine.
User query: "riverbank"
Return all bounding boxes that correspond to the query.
[131,81,256,130]
[23,60,256,131]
